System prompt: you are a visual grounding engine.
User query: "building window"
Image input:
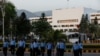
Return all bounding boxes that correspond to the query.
[47,18,52,20]
[70,25,74,27]
[66,25,69,27]
[48,21,52,23]
[69,29,73,32]
[76,25,80,28]
[57,19,78,23]
[96,14,100,16]
[91,15,96,16]
[64,29,68,32]
[54,25,57,27]
[91,14,100,17]
[62,25,66,27]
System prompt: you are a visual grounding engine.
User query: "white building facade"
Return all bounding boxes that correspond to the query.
[90,12,100,25]
[30,7,88,32]
[51,7,84,32]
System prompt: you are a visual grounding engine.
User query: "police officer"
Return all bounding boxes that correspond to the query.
[59,40,66,56]
[33,39,38,56]
[40,40,46,56]
[37,40,41,56]
[56,41,60,56]
[46,41,53,56]
[72,41,79,56]
[16,39,25,56]
[30,40,33,56]
[3,39,9,56]
[10,38,16,55]
[78,41,83,56]
[22,39,26,56]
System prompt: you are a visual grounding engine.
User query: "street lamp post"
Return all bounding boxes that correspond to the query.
[1,0,5,42]
[10,18,12,40]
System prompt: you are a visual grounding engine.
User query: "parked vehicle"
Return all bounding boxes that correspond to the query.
[64,32,88,43]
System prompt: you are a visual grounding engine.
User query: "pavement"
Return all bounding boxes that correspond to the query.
[0,51,100,56]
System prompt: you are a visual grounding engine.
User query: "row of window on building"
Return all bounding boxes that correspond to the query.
[57,19,78,23]
[55,29,78,32]
[91,14,100,16]
[32,19,78,23]
[52,24,79,28]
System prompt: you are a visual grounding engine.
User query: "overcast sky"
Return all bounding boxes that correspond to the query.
[8,0,100,12]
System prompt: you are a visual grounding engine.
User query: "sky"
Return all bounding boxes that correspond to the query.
[8,0,100,12]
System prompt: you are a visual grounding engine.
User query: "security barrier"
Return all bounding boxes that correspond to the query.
[83,40,100,43]
[0,48,100,53]
[65,49,100,53]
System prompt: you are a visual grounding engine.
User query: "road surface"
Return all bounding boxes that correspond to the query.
[0,51,99,56]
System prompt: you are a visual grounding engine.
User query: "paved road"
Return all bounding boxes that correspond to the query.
[0,52,99,56]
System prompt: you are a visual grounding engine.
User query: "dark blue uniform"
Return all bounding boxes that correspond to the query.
[56,42,60,56]
[10,39,16,55]
[46,42,53,56]
[72,42,79,56]
[3,40,9,56]
[59,42,66,56]
[40,41,46,56]
[33,41,39,56]
[78,42,83,56]
[16,40,25,56]
[30,42,33,56]
[22,40,26,56]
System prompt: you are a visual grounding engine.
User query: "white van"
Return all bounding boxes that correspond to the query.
[64,32,87,43]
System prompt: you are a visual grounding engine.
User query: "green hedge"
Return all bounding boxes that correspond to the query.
[0,43,100,49]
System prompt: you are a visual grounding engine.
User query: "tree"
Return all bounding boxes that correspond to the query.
[42,29,67,43]
[52,30,67,42]
[32,13,52,39]
[32,13,67,42]
[94,17,98,25]
[15,12,31,37]
[90,16,99,39]
[79,14,89,33]
[0,2,16,36]
[88,16,100,39]
[40,13,47,21]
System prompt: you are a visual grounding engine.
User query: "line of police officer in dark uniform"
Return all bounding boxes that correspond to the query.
[3,38,83,56]
[29,39,66,56]
[3,38,26,56]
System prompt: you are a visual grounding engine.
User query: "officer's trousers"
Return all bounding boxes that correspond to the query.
[10,45,15,55]
[30,48,33,56]
[47,50,52,56]
[33,48,38,56]
[59,49,64,56]
[73,50,79,56]
[79,49,82,56]
[3,47,7,56]
[56,48,60,56]
[41,47,45,56]
[16,47,24,56]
